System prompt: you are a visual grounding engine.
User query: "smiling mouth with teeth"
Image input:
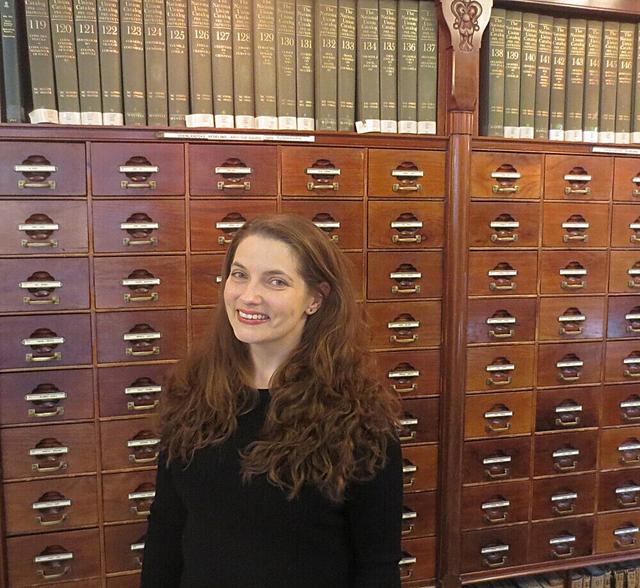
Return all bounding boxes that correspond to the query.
[238,310,269,321]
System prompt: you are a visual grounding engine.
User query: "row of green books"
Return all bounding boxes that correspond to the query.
[480,9,640,144]
[3,0,438,134]
[469,572,564,588]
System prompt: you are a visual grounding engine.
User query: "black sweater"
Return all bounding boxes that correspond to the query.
[140,390,403,588]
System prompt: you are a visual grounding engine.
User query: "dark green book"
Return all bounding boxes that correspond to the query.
[633,23,640,143]
[49,0,80,123]
[417,0,436,134]
[211,0,234,128]
[232,0,255,127]
[295,0,313,130]
[355,0,380,133]
[187,0,214,126]
[397,0,418,134]
[378,0,397,133]
[599,21,618,143]
[166,0,189,126]
[564,18,586,141]
[337,0,355,131]
[120,0,146,125]
[519,12,537,138]
[315,0,338,130]
[254,0,277,129]
[97,0,123,125]
[480,8,505,137]
[74,0,102,124]
[1,0,28,122]
[616,22,635,144]
[503,10,522,138]
[549,17,567,141]
[582,20,602,142]
[25,0,59,123]
[275,0,296,130]
[534,14,552,139]
[144,0,168,126]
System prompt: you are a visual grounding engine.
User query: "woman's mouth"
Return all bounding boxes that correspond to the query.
[237,310,270,323]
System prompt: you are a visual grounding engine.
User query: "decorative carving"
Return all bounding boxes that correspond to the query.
[450,0,483,51]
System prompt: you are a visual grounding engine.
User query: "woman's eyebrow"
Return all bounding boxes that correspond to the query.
[231,261,293,279]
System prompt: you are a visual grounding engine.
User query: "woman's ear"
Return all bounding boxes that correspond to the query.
[306,282,331,315]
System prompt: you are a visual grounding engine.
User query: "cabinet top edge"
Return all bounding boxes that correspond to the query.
[495,0,640,18]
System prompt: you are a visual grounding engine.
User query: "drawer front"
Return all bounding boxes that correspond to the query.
[345,251,365,300]
[535,386,600,432]
[400,398,439,445]
[0,313,92,370]
[467,298,536,344]
[538,296,605,341]
[542,202,610,248]
[539,250,608,295]
[533,430,598,477]
[7,528,100,586]
[608,295,640,339]
[544,154,613,201]
[466,344,535,392]
[91,143,184,196]
[529,517,594,562]
[613,157,640,202]
[0,369,93,426]
[400,536,436,583]
[107,574,141,588]
[281,147,365,197]
[605,340,640,384]
[373,349,441,398]
[92,200,186,253]
[464,391,533,439]
[600,427,640,471]
[368,201,445,249]
[190,199,278,251]
[402,491,436,539]
[98,364,172,418]
[468,251,538,296]
[104,521,148,573]
[601,383,640,428]
[610,251,640,293]
[100,418,160,471]
[595,512,640,554]
[367,251,443,300]
[0,141,86,196]
[539,338,602,383]
[461,480,530,530]
[4,475,98,535]
[0,201,88,255]
[401,444,438,493]
[94,255,187,309]
[611,204,640,248]
[471,152,543,200]
[462,437,532,484]
[0,257,90,312]
[469,201,540,248]
[461,524,529,573]
[190,307,217,342]
[191,253,225,306]
[189,144,277,196]
[368,149,445,198]
[95,310,187,364]
[598,469,640,513]
[103,470,157,523]
[280,199,364,249]
[0,423,97,480]
[367,301,441,350]
[531,472,596,521]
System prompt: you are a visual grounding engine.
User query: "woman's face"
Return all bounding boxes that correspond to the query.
[224,234,321,354]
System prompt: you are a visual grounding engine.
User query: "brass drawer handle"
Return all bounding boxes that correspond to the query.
[392,234,422,244]
[398,553,416,579]
[488,328,514,339]
[24,295,59,305]
[124,292,159,303]
[616,485,640,507]
[564,186,590,195]
[37,512,68,526]
[390,334,418,344]
[22,239,59,248]
[19,179,56,190]
[129,451,159,464]
[563,233,589,243]
[391,285,420,295]
[491,232,518,243]
[32,460,68,474]
[126,346,160,357]
[26,352,62,363]
[217,181,251,190]
[121,180,157,189]
[307,181,339,191]
[128,400,159,412]
[393,183,421,192]
[30,407,64,418]
[483,455,511,479]
[37,565,71,581]
[489,281,516,291]
[550,535,575,558]
[561,280,586,290]
[392,383,417,394]
[492,185,519,193]
[124,237,157,247]
[480,544,509,568]
[614,526,639,549]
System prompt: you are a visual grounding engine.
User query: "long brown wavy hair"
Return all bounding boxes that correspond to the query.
[159,213,400,502]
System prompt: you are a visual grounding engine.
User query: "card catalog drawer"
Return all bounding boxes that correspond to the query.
[368,201,445,249]
[461,480,530,530]
[467,298,536,344]
[401,445,438,493]
[103,470,157,523]
[104,521,148,573]
[544,154,612,201]
[542,202,610,248]
[399,398,439,444]
[367,251,443,300]
[100,418,159,471]
[610,251,640,293]
[538,296,605,341]
[465,391,533,439]
[533,430,598,477]
[366,301,441,350]
[600,427,640,471]
[468,251,538,296]
[368,149,445,198]
[471,152,543,200]
[601,383,640,427]
[469,201,540,248]
[598,470,640,512]
[107,574,140,588]
[528,517,593,562]
[191,254,224,306]
[608,296,640,339]
[537,342,603,389]
[461,524,529,572]
[539,251,608,295]
[462,437,532,484]
[605,340,640,384]
[373,349,441,398]
[531,473,596,521]
[399,536,436,583]
[402,491,436,539]
[466,344,535,393]
[613,157,640,202]
[595,512,640,554]
[611,204,640,248]
[190,308,216,343]
[535,386,600,432]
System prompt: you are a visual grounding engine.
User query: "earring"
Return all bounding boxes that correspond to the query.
[306,307,317,315]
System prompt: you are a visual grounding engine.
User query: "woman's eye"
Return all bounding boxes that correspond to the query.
[230,270,246,279]
[269,278,287,287]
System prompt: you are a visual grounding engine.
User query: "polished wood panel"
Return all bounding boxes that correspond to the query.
[466,344,535,393]
[536,342,604,388]
[468,201,540,248]
[470,152,543,200]
[400,398,439,444]
[367,251,443,300]
[537,296,605,341]
[598,469,640,513]
[613,157,640,202]
[190,307,217,342]
[601,383,640,428]
[368,201,445,249]
[468,251,538,296]
[542,202,610,248]
[600,427,640,471]
[401,445,438,493]
[539,251,608,295]
[461,480,530,530]
[604,340,640,384]
[464,391,533,439]
[368,149,445,198]
[373,349,441,398]
[528,517,594,562]
[106,574,141,588]
[100,418,159,471]
[102,470,157,523]
[595,512,640,554]
[190,253,224,306]
[610,251,640,293]
[531,473,596,521]
[462,437,532,484]
[402,491,437,539]
[467,298,536,344]
[544,155,613,201]
[533,430,598,477]
[461,524,529,573]
[400,536,437,583]
[535,386,600,432]
[104,522,148,573]
[611,204,640,249]
[607,296,640,340]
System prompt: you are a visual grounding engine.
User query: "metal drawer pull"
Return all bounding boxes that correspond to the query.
[614,526,639,549]
[20,279,62,305]
[554,403,583,427]
[128,438,161,463]
[121,219,159,247]
[401,508,417,536]
[34,551,73,580]
[549,534,576,559]
[218,181,251,190]
[390,335,418,344]
[392,234,423,244]
[388,369,420,379]
[15,162,58,189]
[551,491,577,515]
[124,238,157,247]
[623,356,640,378]
[33,497,72,526]
[402,461,417,488]
[124,293,159,303]
[491,170,521,193]
[480,543,509,568]
[483,454,511,479]
[392,183,421,192]
[121,180,157,189]
[25,390,67,414]
[30,446,69,473]
[619,440,640,464]
[490,218,520,243]
[398,552,417,580]
[125,384,162,411]
[616,485,640,507]
[553,448,579,472]
[120,165,159,173]
[562,219,590,242]
[392,169,424,177]
[481,499,510,509]
[484,410,513,419]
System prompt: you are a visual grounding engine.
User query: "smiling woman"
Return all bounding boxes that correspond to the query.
[141,214,403,588]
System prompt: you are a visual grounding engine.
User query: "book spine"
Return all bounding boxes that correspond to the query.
[355,0,380,133]
[633,23,640,143]
[519,12,537,138]
[97,0,123,125]
[232,0,255,128]
[120,0,146,125]
[187,0,214,126]
[1,0,27,121]
[480,8,505,137]
[564,18,586,141]
[397,0,418,134]
[615,22,635,144]
[549,17,567,140]
[254,0,278,129]
[211,0,234,128]
[417,0,437,134]
[582,19,602,142]
[25,0,59,123]
[165,0,189,127]
[533,14,552,139]
[143,0,168,126]
[503,10,522,138]
[314,0,338,131]
[378,0,397,133]
[49,0,80,123]
[599,21,619,143]
[74,0,102,124]
[295,0,313,130]
[337,0,355,131]
[275,0,296,130]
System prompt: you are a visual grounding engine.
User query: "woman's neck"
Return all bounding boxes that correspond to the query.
[249,344,291,389]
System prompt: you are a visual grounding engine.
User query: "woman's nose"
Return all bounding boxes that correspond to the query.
[238,280,263,304]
